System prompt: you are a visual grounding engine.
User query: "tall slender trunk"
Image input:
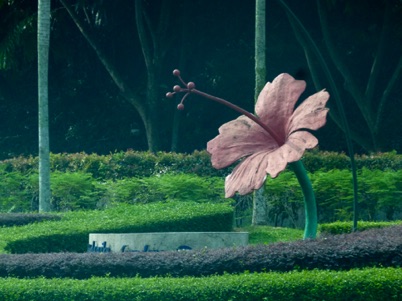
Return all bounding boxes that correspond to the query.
[144,71,161,152]
[252,0,268,225]
[37,0,51,212]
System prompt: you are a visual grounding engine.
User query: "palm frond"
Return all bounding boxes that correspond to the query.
[0,13,37,70]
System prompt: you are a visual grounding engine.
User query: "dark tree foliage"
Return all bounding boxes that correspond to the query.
[0,0,401,158]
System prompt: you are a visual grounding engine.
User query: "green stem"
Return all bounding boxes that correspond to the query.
[291,160,317,239]
[276,0,358,232]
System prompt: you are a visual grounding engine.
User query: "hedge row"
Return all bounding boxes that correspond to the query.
[319,220,402,235]
[0,225,400,278]
[0,150,229,179]
[0,268,401,300]
[0,213,61,227]
[0,201,233,253]
[1,150,401,180]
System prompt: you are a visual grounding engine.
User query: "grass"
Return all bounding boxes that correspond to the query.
[236,225,303,244]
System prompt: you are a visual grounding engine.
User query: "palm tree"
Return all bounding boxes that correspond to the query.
[37,0,51,212]
[252,0,268,225]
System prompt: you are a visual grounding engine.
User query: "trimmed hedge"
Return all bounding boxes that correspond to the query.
[319,220,402,235]
[0,150,230,179]
[0,213,61,227]
[0,201,233,253]
[0,225,400,278]
[0,268,401,300]
[1,150,402,180]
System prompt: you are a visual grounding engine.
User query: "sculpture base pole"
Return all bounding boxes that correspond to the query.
[291,160,317,239]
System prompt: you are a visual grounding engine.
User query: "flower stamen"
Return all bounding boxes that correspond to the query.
[167,69,285,146]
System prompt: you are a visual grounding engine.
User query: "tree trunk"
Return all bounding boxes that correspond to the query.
[252,185,268,225]
[60,0,171,152]
[252,0,268,225]
[37,0,51,212]
[144,71,162,152]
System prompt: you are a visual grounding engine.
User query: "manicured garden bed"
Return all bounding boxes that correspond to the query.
[0,201,233,253]
[0,268,401,301]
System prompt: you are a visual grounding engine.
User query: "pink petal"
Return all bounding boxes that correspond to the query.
[255,74,306,140]
[224,131,318,197]
[224,151,274,197]
[263,145,300,178]
[287,90,330,134]
[263,131,317,178]
[289,130,319,149]
[207,116,277,169]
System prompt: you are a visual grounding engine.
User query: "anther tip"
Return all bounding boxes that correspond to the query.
[177,103,185,110]
[187,82,195,89]
[173,69,181,76]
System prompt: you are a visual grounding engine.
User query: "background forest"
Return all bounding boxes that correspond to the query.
[0,0,401,159]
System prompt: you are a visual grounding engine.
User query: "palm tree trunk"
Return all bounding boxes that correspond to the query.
[37,0,51,212]
[252,0,268,225]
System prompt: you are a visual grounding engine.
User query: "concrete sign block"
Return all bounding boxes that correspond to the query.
[88,232,249,252]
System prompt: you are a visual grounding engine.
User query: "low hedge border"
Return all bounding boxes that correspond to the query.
[0,225,400,279]
[2,150,402,180]
[0,268,401,301]
[0,213,61,227]
[0,201,233,253]
[319,220,402,234]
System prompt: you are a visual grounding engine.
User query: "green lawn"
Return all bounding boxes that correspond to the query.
[236,225,303,244]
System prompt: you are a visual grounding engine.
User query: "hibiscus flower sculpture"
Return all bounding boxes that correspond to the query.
[167,70,330,239]
[207,73,329,198]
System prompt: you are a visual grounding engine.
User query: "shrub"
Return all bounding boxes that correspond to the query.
[263,172,303,227]
[28,171,102,211]
[99,177,148,205]
[2,150,401,180]
[303,149,402,172]
[147,174,224,202]
[101,174,225,205]
[312,169,354,222]
[260,168,402,226]
[0,268,402,301]
[0,171,226,212]
[0,225,400,278]
[302,150,351,172]
[2,150,402,223]
[0,268,401,301]
[318,220,402,235]
[50,172,101,211]
[359,168,402,220]
[356,150,402,171]
[0,169,33,212]
[0,213,61,227]
[0,201,233,253]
